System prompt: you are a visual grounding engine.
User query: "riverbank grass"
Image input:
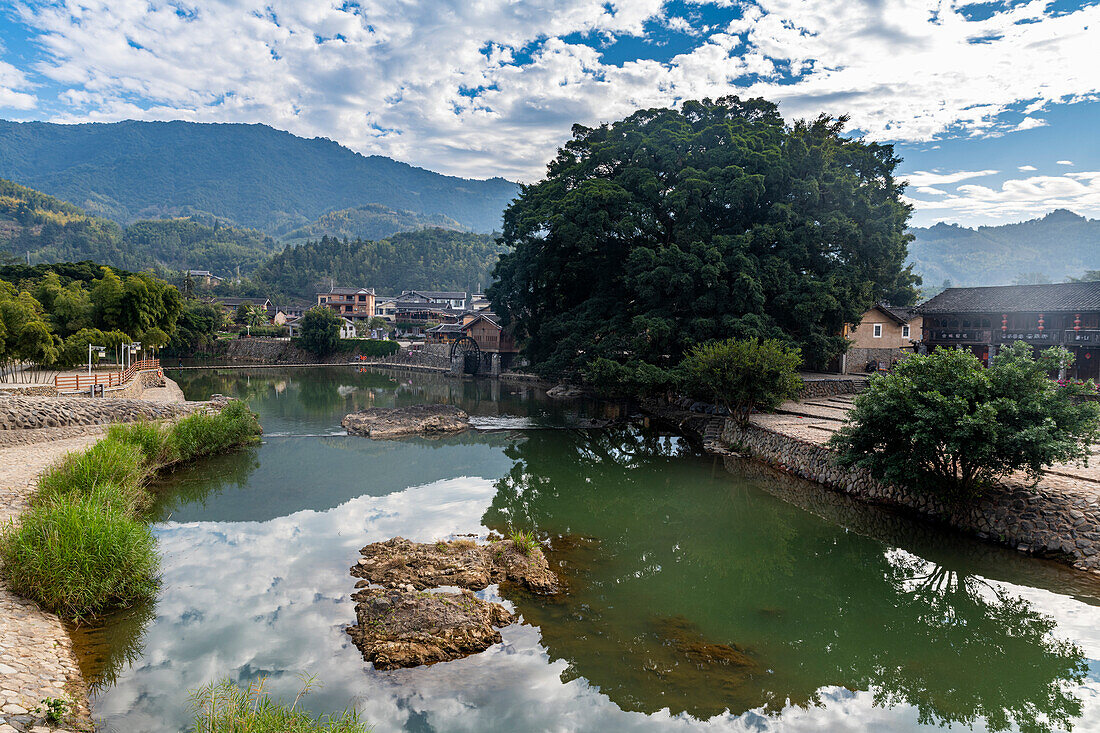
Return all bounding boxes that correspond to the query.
[0,400,262,619]
[191,677,369,733]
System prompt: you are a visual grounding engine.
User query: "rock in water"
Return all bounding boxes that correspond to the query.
[341,405,469,438]
[546,384,586,399]
[347,587,514,670]
[352,536,560,595]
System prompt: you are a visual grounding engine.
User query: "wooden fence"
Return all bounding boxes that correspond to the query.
[54,359,161,392]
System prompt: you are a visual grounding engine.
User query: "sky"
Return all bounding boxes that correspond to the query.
[0,0,1098,227]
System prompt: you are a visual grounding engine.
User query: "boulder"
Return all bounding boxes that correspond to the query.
[347,587,514,669]
[351,536,560,595]
[341,405,469,438]
[546,384,586,399]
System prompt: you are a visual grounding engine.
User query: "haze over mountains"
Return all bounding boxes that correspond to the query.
[0,120,519,235]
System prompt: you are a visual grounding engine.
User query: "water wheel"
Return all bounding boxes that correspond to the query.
[450,335,481,374]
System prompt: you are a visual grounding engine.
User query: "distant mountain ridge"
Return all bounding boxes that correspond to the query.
[0,120,519,234]
[908,209,1100,287]
[278,203,466,245]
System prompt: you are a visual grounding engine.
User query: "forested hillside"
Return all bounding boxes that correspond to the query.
[0,120,518,233]
[250,229,505,300]
[278,203,465,245]
[0,178,278,274]
[909,209,1100,287]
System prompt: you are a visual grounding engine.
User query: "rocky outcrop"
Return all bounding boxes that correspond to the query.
[341,405,469,439]
[546,384,586,399]
[347,587,514,670]
[346,536,560,669]
[351,537,560,595]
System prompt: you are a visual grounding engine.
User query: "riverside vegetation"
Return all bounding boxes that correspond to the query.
[0,400,262,619]
[190,676,368,733]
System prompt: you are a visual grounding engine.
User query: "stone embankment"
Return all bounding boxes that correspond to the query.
[652,387,1100,575]
[347,536,559,669]
[0,396,214,437]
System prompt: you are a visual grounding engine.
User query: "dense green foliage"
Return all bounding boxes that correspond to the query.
[0,120,518,233]
[250,229,504,300]
[831,343,1100,501]
[0,401,262,618]
[291,338,399,357]
[190,677,368,733]
[168,300,225,354]
[0,264,183,373]
[679,338,804,422]
[280,203,465,245]
[489,97,918,377]
[909,209,1100,287]
[297,307,342,356]
[0,178,279,275]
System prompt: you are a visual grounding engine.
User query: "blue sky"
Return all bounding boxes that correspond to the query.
[1,0,1098,227]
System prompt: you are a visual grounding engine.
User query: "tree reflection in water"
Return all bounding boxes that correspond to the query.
[484,426,1088,731]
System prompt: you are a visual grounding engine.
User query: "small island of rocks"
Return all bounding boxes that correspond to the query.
[341,405,469,439]
[346,536,560,669]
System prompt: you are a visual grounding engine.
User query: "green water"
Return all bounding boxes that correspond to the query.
[79,367,1100,732]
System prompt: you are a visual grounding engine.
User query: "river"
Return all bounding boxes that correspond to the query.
[75,366,1100,732]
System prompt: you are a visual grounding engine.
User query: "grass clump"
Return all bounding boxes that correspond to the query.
[171,401,262,461]
[35,439,151,514]
[0,494,159,620]
[510,530,539,556]
[1,399,261,620]
[191,676,369,733]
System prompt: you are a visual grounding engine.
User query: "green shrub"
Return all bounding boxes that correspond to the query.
[831,342,1100,501]
[509,530,539,556]
[190,676,368,733]
[170,401,262,461]
[107,421,178,466]
[35,439,151,514]
[0,493,159,619]
[679,338,804,422]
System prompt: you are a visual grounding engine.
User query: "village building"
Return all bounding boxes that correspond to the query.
[211,297,274,320]
[187,269,223,287]
[841,303,922,373]
[399,290,468,310]
[916,281,1100,379]
[317,287,376,321]
[286,314,357,339]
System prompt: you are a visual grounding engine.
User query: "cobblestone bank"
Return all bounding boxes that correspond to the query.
[0,386,56,398]
[718,418,1100,573]
[0,396,203,431]
[798,377,867,399]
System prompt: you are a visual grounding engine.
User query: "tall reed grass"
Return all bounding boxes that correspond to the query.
[190,676,369,733]
[0,400,262,620]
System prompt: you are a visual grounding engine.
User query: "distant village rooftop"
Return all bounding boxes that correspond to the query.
[918,281,1100,314]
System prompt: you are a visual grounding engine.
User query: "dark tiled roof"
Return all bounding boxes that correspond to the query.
[403,290,466,300]
[875,303,915,325]
[320,287,375,296]
[427,324,464,333]
[917,282,1100,314]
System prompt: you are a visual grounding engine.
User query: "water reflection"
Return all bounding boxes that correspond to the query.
[484,429,1089,731]
[81,368,1100,732]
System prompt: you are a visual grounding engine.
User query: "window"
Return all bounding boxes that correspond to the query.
[358,295,367,302]
[902,325,910,338]
[873,323,882,338]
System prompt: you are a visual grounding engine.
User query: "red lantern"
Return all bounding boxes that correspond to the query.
[1075,314,1081,332]
[1002,314,1008,332]
[1038,313,1045,332]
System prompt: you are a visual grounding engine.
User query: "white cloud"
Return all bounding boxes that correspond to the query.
[1058,160,1076,165]
[906,172,1100,224]
[1018,165,1037,171]
[902,169,998,187]
[1015,116,1046,131]
[2,0,1100,185]
[915,186,947,195]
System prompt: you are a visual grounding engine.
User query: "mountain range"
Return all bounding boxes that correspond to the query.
[908,209,1100,288]
[0,120,519,234]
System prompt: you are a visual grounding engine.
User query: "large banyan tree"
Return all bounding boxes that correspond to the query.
[488,96,919,376]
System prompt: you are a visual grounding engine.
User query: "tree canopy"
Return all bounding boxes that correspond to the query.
[489,96,919,377]
[296,306,342,356]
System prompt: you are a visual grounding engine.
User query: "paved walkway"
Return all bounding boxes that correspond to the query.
[756,396,1100,494]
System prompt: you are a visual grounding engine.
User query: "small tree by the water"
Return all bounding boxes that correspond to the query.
[679,338,803,422]
[297,307,341,356]
[831,342,1100,501]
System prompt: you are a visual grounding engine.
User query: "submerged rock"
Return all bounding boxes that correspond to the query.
[351,536,560,595]
[347,587,514,670]
[341,405,469,438]
[546,384,586,399]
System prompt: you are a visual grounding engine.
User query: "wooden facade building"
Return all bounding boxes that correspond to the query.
[916,282,1100,379]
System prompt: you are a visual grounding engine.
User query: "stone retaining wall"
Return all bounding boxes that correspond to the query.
[799,377,867,399]
[0,396,210,431]
[0,385,57,397]
[719,419,1100,573]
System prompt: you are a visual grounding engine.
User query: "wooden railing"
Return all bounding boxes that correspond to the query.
[54,359,161,392]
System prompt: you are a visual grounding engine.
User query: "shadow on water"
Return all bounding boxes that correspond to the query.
[485,426,1091,731]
